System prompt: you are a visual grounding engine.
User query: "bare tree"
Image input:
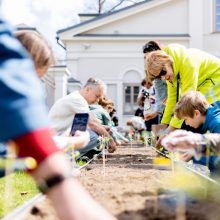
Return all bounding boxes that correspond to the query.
[98,0,106,13]
[83,0,143,14]
[109,0,140,12]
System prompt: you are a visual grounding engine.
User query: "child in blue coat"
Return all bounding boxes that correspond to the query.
[174,91,220,172]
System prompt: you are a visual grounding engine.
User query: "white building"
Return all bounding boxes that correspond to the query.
[48,0,220,125]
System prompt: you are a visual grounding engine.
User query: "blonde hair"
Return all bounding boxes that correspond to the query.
[174,91,209,119]
[144,50,173,84]
[15,31,55,70]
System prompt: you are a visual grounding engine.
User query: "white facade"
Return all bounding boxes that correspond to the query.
[43,66,70,109]
[53,0,220,125]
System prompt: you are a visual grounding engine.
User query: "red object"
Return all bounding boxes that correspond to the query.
[15,128,60,166]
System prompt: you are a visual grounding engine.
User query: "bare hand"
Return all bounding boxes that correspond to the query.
[144,112,158,121]
[108,138,117,153]
[62,127,71,136]
[103,125,111,132]
[73,130,90,148]
[149,96,155,103]
[155,134,167,149]
[53,131,90,150]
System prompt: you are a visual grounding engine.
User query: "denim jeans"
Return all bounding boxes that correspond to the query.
[77,129,100,158]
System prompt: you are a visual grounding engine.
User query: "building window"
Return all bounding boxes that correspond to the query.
[215,0,220,31]
[123,84,140,115]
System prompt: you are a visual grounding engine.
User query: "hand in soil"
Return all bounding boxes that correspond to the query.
[108,139,117,153]
[155,134,167,149]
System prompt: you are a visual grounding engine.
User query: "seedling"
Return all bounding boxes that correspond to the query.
[98,136,110,176]
[128,133,134,155]
[142,131,151,147]
[64,143,79,163]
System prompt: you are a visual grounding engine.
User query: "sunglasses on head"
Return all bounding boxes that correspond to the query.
[155,68,167,79]
[143,44,158,53]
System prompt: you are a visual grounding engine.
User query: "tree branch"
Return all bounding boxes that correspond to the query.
[108,0,126,12]
[98,0,106,13]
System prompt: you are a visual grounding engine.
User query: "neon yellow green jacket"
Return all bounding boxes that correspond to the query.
[161,44,220,128]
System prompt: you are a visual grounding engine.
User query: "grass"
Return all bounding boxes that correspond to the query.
[0,171,39,218]
[76,159,87,166]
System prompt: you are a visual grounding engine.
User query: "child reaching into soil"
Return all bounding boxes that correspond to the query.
[174,91,220,133]
[170,91,220,171]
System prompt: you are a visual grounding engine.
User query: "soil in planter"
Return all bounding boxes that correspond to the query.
[22,145,220,220]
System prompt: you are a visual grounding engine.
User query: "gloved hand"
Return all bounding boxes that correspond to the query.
[161,129,205,160]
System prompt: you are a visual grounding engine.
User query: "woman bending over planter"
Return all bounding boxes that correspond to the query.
[145,43,220,146]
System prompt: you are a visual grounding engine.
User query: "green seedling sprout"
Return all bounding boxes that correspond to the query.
[103,136,110,176]
[64,143,80,165]
[142,131,152,147]
[98,136,110,176]
[97,136,104,150]
[144,133,149,147]
[128,132,134,155]
[102,137,106,176]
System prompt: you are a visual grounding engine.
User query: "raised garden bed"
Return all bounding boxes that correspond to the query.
[21,145,220,220]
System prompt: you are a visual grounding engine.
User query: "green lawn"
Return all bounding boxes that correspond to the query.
[0,172,39,218]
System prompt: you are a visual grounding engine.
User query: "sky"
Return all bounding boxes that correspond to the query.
[1,0,85,60]
[1,0,136,60]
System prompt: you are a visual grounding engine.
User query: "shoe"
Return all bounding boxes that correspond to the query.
[80,156,90,163]
[81,149,101,160]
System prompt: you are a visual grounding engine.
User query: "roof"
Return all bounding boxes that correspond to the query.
[15,23,38,32]
[57,0,152,34]
[68,77,81,84]
[78,13,102,17]
[75,33,190,38]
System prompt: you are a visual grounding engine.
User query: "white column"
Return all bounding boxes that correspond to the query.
[50,66,70,101]
[188,0,204,49]
[67,53,78,78]
[42,71,55,110]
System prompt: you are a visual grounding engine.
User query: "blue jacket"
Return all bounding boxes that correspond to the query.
[0,20,49,142]
[201,105,220,133]
[194,105,220,172]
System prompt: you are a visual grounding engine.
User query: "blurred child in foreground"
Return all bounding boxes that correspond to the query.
[0,20,115,220]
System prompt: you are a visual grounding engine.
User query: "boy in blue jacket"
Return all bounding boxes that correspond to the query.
[174,91,220,172]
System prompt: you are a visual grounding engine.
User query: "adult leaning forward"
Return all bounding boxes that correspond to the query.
[145,43,220,134]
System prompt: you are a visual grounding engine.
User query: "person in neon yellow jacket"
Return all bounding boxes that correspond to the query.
[145,43,220,133]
